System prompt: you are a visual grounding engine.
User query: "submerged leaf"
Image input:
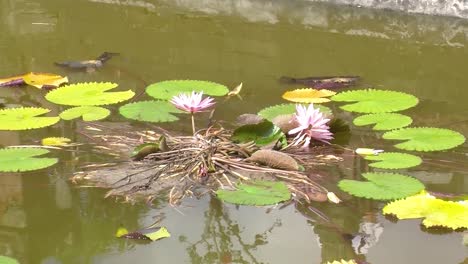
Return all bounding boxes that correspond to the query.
[45,82,135,106]
[60,106,110,121]
[247,150,299,171]
[0,148,58,172]
[258,103,332,121]
[338,172,424,200]
[231,121,285,146]
[331,89,419,113]
[216,180,291,206]
[383,192,468,230]
[364,152,422,169]
[282,88,336,103]
[353,113,413,130]
[42,137,72,146]
[146,80,229,100]
[382,127,466,152]
[0,107,60,130]
[119,100,183,123]
[118,226,171,241]
[23,72,68,89]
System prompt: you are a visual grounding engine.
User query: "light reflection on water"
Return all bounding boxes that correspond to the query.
[0,0,467,263]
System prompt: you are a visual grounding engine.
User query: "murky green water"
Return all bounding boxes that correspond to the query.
[0,0,467,263]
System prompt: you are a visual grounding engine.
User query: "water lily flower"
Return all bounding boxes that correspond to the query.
[288,104,333,147]
[170,91,216,135]
[355,148,384,156]
[170,91,215,113]
[327,192,342,204]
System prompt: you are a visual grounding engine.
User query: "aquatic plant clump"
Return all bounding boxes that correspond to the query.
[75,127,331,205]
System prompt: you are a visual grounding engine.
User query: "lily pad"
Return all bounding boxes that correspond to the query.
[0,107,60,130]
[383,192,468,230]
[60,106,111,121]
[216,180,291,206]
[45,82,135,106]
[146,80,229,100]
[353,113,413,130]
[338,172,424,200]
[258,103,332,121]
[0,256,19,264]
[382,127,466,152]
[0,148,58,172]
[331,89,418,113]
[364,152,422,169]
[119,100,184,123]
[231,120,285,146]
[282,88,336,103]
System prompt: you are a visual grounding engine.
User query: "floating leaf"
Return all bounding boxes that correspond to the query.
[0,148,58,172]
[216,180,291,206]
[326,260,357,264]
[146,80,229,100]
[364,152,422,169]
[231,120,285,146]
[42,137,71,146]
[247,150,299,171]
[119,100,183,123]
[280,76,359,89]
[282,88,336,103]
[23,72,68,89]
[45,82,135,106]
[382,127,466,152]
[117,226,171,241]
[60,106,110,121]
[353,113,412,130]
[0,107,60,130]
[338,172,424,200]
[331,89,418,113]
[0,256,19,264]
[383,192,468,230]
[258,103,332,121]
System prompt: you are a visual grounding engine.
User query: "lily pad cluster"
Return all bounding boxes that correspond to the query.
[333,88,466,230]
[46,82,134,121]
[119,80,229,123]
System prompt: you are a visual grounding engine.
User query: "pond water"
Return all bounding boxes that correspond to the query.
[0,0,467,263]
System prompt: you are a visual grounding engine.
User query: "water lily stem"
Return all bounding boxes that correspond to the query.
[191,113,196,135]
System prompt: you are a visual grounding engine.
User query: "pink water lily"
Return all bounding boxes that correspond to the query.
[170,91,215,113]
[170,91,216,135]
[288,104,333,147]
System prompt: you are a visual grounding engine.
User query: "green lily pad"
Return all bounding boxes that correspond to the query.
[60,106,110,121]
[331,89,419,113]
[0,256,19,264]
[0,107,59,130]
[353,113,413,130]
[338,172,425,200]
[45,82,135,106]
[364,152,422,169]
[231,120,285,146]
[0,148,58,172]
[146,80,229,100]
[119,100,184,123]
[258,103,332,121]
[216,180,291,206]
[382,127,466,152]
